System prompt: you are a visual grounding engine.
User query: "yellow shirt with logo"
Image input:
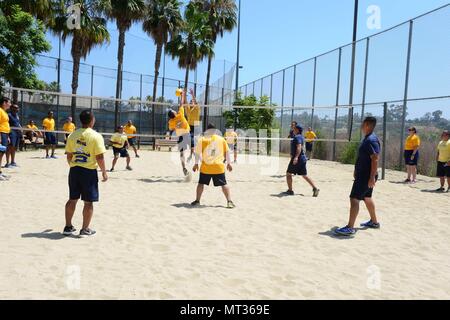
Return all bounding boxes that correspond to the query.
[63,122,76,133]
[224,131,238,145]
[42,117,55,131]
[124,125,137,138]
[65,128,106,170]
[305,131,317,143]
[111,132,128,148]
[0,108,10,133]
[26,124,38,130]
[405,134,420,151]
[437,140,450,163]
[196,134,229,175]
[168,106,190,136]
[186,104,200,126]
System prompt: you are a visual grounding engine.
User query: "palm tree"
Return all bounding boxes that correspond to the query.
[142,0,182,135]
[192,0,236,108]
[106,0,146,128]
[54,0,110,120]
[165,2,213,90]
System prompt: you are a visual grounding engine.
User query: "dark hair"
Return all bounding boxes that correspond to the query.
[168,109,175,119]
[442,130,449,136]
[291,121,298,125]
[1,97,10,105]
[408,127,417,134]
[363,116,377,128]
[207,123,216,130]
[80,110,93,125]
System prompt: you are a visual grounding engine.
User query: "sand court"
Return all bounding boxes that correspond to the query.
[0,150,449,299]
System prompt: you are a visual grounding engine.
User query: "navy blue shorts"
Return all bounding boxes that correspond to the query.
[0,132,8,152]
[189,126,196,148]
[113,147,129,158]
[199,172,227,186]
[404,150,419,166]
[44,132,57,145]
[178,133,191,152]
[305,142,313,152]
[436,161,450,177]
[69,166,99,202]
[287,157,307,176]
[127,138,135,146]
[9,131,21,148]
[350,175,378,200]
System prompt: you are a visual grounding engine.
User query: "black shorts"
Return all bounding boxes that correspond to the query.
[64,133,69,144]
[199,172,227,186]
[113,147,129,158]
[404,150,419,166]
[228,143,237,151]
[127,138,135,146]
[350,175,378,200]
[436,161,450,177]
[0,132,8,152]
[189,127,196,148]
[178,133,191,152]
[9,131,21,148]
[305,142,313,152]
[44,132,57,145]
[287,158,307,176]
[69,166,99,202]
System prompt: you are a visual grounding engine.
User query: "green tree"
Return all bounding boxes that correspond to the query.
[0,4,51,102]
[165,2,213,89]
[143,0,182,134]
[54,0,110,120]
[432,110,442,123]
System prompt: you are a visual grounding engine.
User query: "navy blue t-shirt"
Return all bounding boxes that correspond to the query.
[290,134,307,161]
[8,112,21,133]
[355,132,381,178]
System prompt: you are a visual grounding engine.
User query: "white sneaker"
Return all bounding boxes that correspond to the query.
[0,174,9,181]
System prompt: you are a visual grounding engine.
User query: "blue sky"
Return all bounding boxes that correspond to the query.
[39,0,450,117]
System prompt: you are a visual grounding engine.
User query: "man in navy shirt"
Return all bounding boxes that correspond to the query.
[335,116,381,236]
[5,104,22,168]
[284,124,319,197]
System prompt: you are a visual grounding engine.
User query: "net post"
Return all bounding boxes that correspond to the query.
[280,69,285,135]
[332,47,342,161]
[310,57,317,128]
[291,65,296,123]
[382,102,387,180]
[90,65,94,112]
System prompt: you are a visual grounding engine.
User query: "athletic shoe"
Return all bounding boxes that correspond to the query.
[183,167,189,176]
[136,154,140,158]
[126,166,133,171]
[110,168,114,172]
[191,200,200,206]
[410,180,417,184]
[0,175,8,181]
[0,173,10,180]
[63,226,76,236]
[79,228,96,237]
[10,162,18,167]
[45,155,50,159]
[51,155,58,159]
[334,226,356,236]
[4,163,11,168]
[313,188,320,197]
[435,187,445,192]
[283,190,294,196]
[227,201,236,209]
[404,179,410,183]
[360,220,380,229]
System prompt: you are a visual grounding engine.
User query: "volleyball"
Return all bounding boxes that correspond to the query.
[175,88,183,97]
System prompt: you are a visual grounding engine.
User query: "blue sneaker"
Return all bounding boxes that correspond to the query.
[51,155,58,159]
[334,226,356,236]
[360,220,380,229]
[10,162,18,167]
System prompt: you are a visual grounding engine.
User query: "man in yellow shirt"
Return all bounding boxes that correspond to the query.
[191,123,235,208]
[224,127,238,163]
[64,110,108,237]
[304,127,317,159]
[0,97,11,181]
[168,90,191,177]
[124,120,139,158]
[63,116,76,144]
[42,111,57,159]
[109,126,132,172]
[404,127,420,183]
[435,130,450,192]
[25,120,42,143]
[185,88,200,162]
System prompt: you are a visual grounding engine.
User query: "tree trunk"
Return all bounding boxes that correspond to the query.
[203,53,213,132]
[114,26,125,128]
[70,39,81,122]
[12,89,18,104]
[184,65,190,92]
[152,43,163,135]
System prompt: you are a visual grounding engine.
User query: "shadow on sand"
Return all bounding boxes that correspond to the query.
[318,226,366,240]
[21,229,79,240]
[171,203,229,209]
[270,192,304,198]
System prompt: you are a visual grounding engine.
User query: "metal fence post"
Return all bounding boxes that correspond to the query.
[399,20,414,169]
[260,78,263,100]
[361,37,370,128]
[291,65,297,123]
[280,69,285,134]
[310,57,317,127]
[382,102,387,180]
[269,74,273,106]
[56,56,61,130]
[90,65,94,112]
[332,48,342,161]
[252,81,255,95]
[139,74,143,135]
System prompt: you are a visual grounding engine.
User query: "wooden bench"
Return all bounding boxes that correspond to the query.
[155,139,178,151]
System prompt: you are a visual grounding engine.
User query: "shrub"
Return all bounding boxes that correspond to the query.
[338,141,360,165]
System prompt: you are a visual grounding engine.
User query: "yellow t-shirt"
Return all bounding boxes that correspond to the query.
[168,106,190,136]
[305,131,317,143]
[437,140,450,163]
[124,124,137,138]
[0,108,10,133]
[110,132,128,148]
[224,131,238,145]
[26,124,38,130]
[186,104,200,126]
[42,118,55,131]
[63,122,76,133]
[405,134,420,151]
[196,134,229,175]
[65,128,106,170]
